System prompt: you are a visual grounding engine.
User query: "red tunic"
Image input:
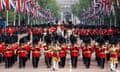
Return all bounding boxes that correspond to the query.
[4,49,14,57]
[44,45,52,57]
[0,43,6,53]
[23,44,31,51]
[119,48,120,57]
[95,47,100,57]
[83,48,92,58]
[18,49,27,57]
[110,54,118,58]
[32,49,40,58]
[59,45,67,57]
[53,53,60,59]
[99,48,106,59]
[70,47,79,57]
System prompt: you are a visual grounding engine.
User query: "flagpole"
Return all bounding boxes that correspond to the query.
[18,13,20,26]
[34,17,35,24]
[114,14,117,27]
[13,13,16,26]
[110,16,112,28]
[6,10,9,26]
[28,15,29,25]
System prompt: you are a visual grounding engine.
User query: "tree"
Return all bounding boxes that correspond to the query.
[72,0,120,26]
[38,0,60,19]
[72,0,92,16]
[0,0,60,25]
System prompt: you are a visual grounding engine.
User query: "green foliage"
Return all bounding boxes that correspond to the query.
[0,0,60,25]
[72,0,92,16]
[38,0,60,19]
[72,0,120,26]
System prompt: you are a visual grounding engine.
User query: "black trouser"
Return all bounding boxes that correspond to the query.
[5,57,12,68]
[96,56,101,66]
[82,54,85,64]
[11,56,14,66]
[106,54,110,61]
[14,55,18,63]
[0,54,3,63]
[27,51,30,60]
[84,57,91,68]
[71,56,78,68]
[45,56,52,68]
[119,57,120,62]
[59,56,66,68]
[100,58,105,69]
[32,57,39,68]
[115,64,118,68]
[19,57,26,68]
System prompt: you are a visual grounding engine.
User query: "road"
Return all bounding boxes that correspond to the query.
[0,53,120,72]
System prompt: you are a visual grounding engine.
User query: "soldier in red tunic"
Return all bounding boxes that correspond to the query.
[44,44,52,68]
[119,45,120,62]
[32,44,41,68]
[13,42,19,64]
[105,41,111,61]
[45,43,61,71]
[95,44,101,66]
[99,45,108,69]
[81,44,87,65]
[0,42,6,63]
[69,44,80,68]
[59,43,67,68]
[118,41,120,62]
[17,43,28,68]
[23,43,31,61]
[4,44,14,68]
[83,44,92,68]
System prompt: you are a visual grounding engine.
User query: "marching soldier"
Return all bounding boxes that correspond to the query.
[45,43,61,71]
[4,44,14,68]
[83,44,93,68]
[118,46,120,63]
[95,44,101,66]
[118,42,120,62]
[99,45,108,69]
[8,43,18,66]
[69,44,80,68]
[108,44,119,71]
[105,41,111,61]
[81,43,87,65]
[59,43,67,68]
[17,43,28,68]
[44,44,52,68]
[13,43,19,64]
[23,43,31,61]
[0,42,6,63]
[32,44,41,68]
